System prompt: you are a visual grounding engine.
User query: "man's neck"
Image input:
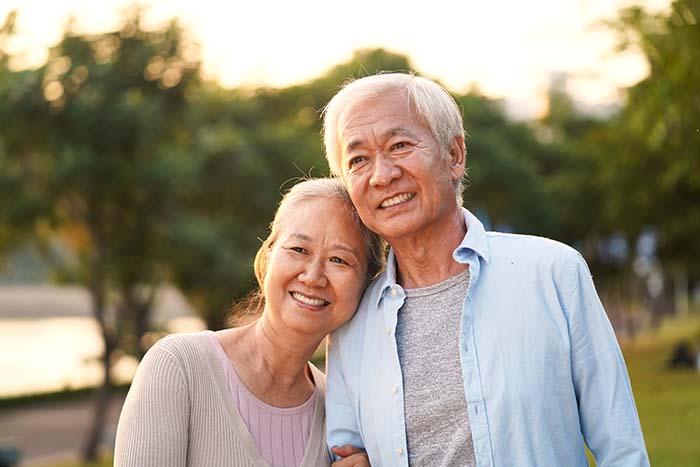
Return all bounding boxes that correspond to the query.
[391,209,468,289]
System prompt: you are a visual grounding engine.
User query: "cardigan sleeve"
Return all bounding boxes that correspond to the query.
[114,342,190,467]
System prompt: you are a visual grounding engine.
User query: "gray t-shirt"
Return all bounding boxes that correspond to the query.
[395,267,476,467]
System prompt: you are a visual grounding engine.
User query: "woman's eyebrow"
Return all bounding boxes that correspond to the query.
[288,233,312,242]
[331,244,360,261]
[289,233,360,261]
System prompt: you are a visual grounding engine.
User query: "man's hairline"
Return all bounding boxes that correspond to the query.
[333,102,449,180]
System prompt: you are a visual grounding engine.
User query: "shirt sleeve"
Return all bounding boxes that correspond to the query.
[563,252,650,467]
[114,343,189,467]
[325,333,365,461]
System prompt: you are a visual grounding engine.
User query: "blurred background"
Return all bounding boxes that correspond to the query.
[0,0,698,466]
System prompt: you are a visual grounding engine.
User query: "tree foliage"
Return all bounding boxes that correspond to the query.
[1,11,202,460]
[605,0,700,274]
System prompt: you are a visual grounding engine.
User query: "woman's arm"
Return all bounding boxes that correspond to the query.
[114,343,190,467]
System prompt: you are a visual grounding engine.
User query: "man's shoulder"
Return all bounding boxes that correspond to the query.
[484,231,583,270]
[486,232,585,279]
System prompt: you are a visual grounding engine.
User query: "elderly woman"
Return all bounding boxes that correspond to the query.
[114,178,384,467]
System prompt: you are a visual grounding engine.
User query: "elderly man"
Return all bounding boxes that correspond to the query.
[322,73,649,467]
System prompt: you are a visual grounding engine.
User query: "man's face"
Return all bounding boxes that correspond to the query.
[337,91,465,244]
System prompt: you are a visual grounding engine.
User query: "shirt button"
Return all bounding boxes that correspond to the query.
[391,385,398,394]
[385,326,391,335]
[390,287,398,297]
[396,447,403,456]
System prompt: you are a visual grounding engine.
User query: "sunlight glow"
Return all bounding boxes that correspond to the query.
[0,0,672,117]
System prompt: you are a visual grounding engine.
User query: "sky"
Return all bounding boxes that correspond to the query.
[0,0,671,118]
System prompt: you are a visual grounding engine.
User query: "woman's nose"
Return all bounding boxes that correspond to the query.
[299,260,328,287]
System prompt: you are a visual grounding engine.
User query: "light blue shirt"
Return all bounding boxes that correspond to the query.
[326,208,649,467]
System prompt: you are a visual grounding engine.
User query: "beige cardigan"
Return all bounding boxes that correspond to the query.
[114,332,331,467]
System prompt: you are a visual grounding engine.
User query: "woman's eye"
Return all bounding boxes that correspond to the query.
[289,246,306,254]
[329,256,348,265]
[391,142,407,151]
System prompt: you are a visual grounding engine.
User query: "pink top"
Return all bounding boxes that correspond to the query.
[207,333,316,467]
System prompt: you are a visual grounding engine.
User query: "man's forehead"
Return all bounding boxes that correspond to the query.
[338,95,421,149]
[339,92,410,123]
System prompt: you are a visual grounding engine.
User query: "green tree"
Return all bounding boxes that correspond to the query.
[0,11,48,265]
[0,11,202,460]
[606,0,700,275]
[533,81,611,256]
[457,92,559,236]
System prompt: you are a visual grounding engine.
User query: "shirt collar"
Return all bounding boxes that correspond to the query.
[453,207,491,264]
[374,249,399,306]
[375,208,490,306]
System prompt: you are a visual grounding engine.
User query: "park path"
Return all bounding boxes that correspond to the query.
[0,393,125,466]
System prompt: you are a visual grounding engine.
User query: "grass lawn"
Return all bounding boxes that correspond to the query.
[619,312,700,467]
[39,459,112,467]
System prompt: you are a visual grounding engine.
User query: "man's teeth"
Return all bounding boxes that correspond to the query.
[381,192,415,208]
[292,292,328,306]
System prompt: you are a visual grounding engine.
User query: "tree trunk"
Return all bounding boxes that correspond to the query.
[81,212,114,463]
[82,342,114,462]
[123,284,157,359]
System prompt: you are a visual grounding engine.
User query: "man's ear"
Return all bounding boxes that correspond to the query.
[449,135,466,180]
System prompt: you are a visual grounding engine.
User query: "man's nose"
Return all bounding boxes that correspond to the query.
[299,260,328,287]
[369,155,401,187]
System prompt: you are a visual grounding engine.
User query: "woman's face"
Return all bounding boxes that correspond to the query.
[263,197,368,339]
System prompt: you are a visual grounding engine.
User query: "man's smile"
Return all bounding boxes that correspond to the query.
[379,192,415,209]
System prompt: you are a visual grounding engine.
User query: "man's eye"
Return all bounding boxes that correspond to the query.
[391,142,407,151]
[349,156,366,167]
[329,256,348,265]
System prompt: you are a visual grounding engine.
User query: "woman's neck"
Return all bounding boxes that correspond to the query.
[217,318,320,407]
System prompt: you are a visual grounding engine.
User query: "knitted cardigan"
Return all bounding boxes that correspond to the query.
[114,332,331,467]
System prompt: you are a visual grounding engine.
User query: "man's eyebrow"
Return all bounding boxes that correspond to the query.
[344,127,417,153]
[383,127,417,140]
[345,138,364,153]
